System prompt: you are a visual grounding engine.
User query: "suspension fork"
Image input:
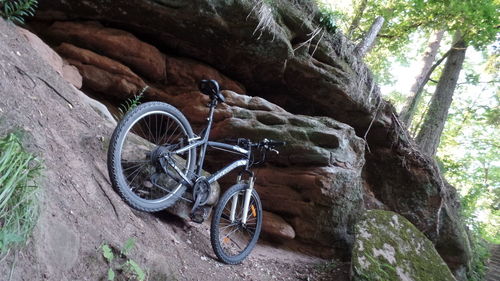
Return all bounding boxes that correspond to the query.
[230,172,255,224]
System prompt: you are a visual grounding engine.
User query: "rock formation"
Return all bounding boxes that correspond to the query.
[352,210,457,281]
[26,0,472,279]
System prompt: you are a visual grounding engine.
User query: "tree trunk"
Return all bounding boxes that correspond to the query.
[347,0,368,37]
[354,16,385,57]
[415,32,467,156]
[400,30,444,127]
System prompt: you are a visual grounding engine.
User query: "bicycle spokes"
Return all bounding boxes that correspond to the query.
[114,105,195,206]
[215,189,259,258]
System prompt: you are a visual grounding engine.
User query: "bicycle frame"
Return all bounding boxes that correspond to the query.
[165,99,251,187]
[164,99,257,224]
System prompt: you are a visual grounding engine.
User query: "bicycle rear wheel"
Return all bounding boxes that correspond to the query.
[210,183,262,264]
[108,102,196,212]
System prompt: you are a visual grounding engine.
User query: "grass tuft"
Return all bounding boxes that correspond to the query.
[0,132,41,256]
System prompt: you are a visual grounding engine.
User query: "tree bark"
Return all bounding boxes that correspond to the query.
[400,30,445,127]
[415,32,467,156]
[347,0,368,38]
[354,16,385,57]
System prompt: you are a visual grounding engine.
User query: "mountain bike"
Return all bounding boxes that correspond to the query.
[107,79,285,264]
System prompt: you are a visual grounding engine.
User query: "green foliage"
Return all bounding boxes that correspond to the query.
[102,244,114,263]
[438,81,500,243]
[433,50,499,279]
[0,0,37,24]
[124,260,146,281]
[121,237,135,256]
[0,132,41,255]
[335,0,499,82]
[316,3,344,34]
[107,268,115,281]
[466,225,491,281]
[116,86,148,120]
[100,238,146,281]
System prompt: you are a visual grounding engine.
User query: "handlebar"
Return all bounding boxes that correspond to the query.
[236,138,286,150]
[261,139,286,147]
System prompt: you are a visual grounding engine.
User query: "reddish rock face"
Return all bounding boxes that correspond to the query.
[164,56,245,94]
[56,43,146,99]
[34,20,365,258]
[45,21,166,82]
[31,1,473,274]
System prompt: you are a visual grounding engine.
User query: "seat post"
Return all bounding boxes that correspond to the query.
[196,98,217,176]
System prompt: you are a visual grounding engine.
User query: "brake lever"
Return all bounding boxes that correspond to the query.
[269,148,279,155]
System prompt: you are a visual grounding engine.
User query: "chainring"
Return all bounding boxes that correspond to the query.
[192,176,211,206]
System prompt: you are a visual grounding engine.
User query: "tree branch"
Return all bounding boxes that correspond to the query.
[355,16,385,57]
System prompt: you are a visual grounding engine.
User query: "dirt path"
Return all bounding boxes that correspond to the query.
[485,244,500,281]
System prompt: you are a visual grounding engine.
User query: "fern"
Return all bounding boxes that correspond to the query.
[116,86,149,120]
[0,0,38,24]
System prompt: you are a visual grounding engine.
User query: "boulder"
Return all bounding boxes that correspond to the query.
[262,211,295,240]
[16,27,82,89]
[205,90,365,257]
[352,210,457,281]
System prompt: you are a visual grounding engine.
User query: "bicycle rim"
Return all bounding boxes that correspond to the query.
[213,187,261,262]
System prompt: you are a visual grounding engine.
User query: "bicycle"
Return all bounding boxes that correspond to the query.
[107,79,285,264]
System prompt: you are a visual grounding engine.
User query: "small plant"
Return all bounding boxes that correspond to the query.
[116,86,149,120]
[314,259,338,273]
[0,132,41,256]
[0,0,38,24]
[316,4,342,34]
[101,238,147,281]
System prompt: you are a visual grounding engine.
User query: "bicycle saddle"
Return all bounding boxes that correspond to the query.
[198,79,225,103]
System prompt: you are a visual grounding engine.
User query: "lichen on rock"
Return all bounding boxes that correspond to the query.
[352,210,457,281]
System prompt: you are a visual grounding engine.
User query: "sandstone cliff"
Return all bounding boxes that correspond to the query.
[1,0,472,280]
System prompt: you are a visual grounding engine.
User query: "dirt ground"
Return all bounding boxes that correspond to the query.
[0,19,350,281]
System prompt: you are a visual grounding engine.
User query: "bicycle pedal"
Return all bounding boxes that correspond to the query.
[189,207,208,224]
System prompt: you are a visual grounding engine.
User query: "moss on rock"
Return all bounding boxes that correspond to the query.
[352,210,456,281]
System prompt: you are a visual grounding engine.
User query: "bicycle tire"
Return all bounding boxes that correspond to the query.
[210,183,262,264]
[108,102,196,212]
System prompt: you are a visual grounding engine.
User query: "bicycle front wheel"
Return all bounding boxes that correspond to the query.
[108,102,196,212]
[210,183,262,264]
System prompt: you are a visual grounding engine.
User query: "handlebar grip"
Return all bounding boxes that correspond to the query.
[267,140,286,147]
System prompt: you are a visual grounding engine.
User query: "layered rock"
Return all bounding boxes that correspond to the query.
[32,0,472,276]
[56,42,147,100]
[29,19,366,257]
[352,210,457,281]
[209,90,366,257]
